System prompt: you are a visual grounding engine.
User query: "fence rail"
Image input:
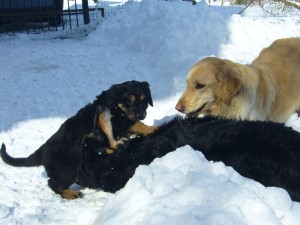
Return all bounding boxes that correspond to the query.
[0,0,105,35]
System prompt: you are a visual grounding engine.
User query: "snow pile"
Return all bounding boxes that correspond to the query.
[95,146,300,225]
[93,0,238,75]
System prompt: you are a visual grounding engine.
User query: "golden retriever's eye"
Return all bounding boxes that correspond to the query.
[195,83,205,89]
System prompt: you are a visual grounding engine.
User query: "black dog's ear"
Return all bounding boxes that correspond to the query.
[141,81,153,107]
[99,85,126,109]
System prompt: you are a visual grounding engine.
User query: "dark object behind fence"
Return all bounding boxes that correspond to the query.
[0,0,104,35]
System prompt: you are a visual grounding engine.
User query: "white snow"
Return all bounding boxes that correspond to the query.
[0,0,300,224]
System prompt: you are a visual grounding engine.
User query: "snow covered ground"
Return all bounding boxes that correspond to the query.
[0,0,300,224]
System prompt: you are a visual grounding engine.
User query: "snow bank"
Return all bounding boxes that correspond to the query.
[95,146,300,225]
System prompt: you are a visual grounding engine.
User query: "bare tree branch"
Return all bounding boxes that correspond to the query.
[273,0,300,9]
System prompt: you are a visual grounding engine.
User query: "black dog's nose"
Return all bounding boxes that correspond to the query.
[136,112,146,120]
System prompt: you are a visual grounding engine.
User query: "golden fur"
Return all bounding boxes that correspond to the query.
[175,38,300,122]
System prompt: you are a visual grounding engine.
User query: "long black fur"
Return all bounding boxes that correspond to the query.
[0,80,153,198]
[79,116,300,202]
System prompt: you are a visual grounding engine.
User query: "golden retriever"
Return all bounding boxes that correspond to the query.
[175,38,300,122]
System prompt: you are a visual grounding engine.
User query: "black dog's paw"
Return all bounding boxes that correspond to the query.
[115,137,137,154]
[116,136,129,146]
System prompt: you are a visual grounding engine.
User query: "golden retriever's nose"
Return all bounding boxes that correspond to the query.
[175,103,185,112]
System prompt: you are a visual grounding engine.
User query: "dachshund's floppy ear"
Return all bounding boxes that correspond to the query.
[141,81,153,107]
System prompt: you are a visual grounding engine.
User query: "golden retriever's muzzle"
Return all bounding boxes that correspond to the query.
[175,102,206,117]
[175,102,185,113]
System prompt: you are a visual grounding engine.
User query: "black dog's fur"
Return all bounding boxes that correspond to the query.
[79,113,300,202]
[0,80,154,199]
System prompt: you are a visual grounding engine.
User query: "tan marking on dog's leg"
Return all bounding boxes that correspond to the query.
[105,148,115,154]
[59,188,83,200]
[97,110,118,152]
[129,121,158,136]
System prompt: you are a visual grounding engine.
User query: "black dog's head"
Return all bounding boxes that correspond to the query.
[97,81,153,121]
[81,130,108,154]
[80,128,129,192]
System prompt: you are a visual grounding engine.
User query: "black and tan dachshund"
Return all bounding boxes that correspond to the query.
[1,80,156,199]
[79,107,300,202]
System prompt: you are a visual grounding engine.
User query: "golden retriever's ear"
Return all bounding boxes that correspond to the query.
[215,60,242,104]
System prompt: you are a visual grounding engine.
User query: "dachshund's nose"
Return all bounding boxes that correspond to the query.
[175,103,185,112]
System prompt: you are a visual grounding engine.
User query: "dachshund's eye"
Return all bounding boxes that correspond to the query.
[195,83,205,89]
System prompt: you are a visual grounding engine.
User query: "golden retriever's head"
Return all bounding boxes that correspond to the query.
[175,57,242,117]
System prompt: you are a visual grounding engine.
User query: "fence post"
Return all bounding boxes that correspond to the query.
[82,0,90,24]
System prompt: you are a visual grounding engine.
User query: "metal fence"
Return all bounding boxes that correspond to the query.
[0,1,195,38]
[0,0,127,37]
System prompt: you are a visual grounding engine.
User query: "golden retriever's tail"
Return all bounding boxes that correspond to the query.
[0,143,42,167]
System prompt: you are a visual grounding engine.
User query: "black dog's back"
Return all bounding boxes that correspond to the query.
[1,101,97,168]
[160,118,300,201]
[80,117,300,201]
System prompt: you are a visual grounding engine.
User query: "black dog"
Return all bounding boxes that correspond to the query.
[1,80,156,199]
[79,107,300,202]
